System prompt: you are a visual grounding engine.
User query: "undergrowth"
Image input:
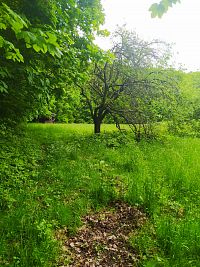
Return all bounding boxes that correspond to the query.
[0,123,200,266]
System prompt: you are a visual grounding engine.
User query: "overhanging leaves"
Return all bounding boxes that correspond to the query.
[149,0,181,18]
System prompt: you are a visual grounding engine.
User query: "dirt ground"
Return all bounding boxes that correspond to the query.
[56,201,147,267]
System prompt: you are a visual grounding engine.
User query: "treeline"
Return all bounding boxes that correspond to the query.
[1,1,200,137]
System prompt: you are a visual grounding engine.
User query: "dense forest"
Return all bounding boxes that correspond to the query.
[1,1,200,266]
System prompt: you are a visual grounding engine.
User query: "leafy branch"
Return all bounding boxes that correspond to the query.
[149,0,181,18]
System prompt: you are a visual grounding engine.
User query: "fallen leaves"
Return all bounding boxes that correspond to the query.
[56,201,147,266]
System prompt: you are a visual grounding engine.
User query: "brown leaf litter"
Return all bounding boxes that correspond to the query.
[56,201,147,267]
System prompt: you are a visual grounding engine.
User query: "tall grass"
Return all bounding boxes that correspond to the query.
[127,138,200,266]
[0,123,200,266]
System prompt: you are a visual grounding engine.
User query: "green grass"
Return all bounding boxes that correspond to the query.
[1,123,200,266]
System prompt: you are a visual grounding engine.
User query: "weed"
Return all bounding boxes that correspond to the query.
[1,124,200,266]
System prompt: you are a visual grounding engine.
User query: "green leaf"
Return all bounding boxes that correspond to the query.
[0,81,8,93]
[157,3,167,18]
[54,47,63,58]
[150,0,181,18]
[15,49,24,62]
[42,44,48,53]
[33,44,41,52]
[97,29,110,37]
[0,36,4,47]
[0,22,6,30]
[46,32,57,44]
[11,21,24,32]
[149,3,159,18]
[162,0,170,9]
[26,43,32,48]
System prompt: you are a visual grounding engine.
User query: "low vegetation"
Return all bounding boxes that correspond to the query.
[1,123,200,266]
[1,1,200,266]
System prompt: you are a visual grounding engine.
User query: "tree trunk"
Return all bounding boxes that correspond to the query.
[94,118,101,133]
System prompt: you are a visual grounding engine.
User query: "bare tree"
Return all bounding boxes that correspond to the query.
[78,28,179,136]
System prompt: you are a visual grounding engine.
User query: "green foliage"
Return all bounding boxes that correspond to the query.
[0,3,62,62]
[0,0,105,125]
[166,71,200,137]
[1,124,200,266]
[79,27,180,135]
[129,223,167,266]
[149,0,181,18]
[0,3,27,62]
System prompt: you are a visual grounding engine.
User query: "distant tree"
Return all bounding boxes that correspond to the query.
[159,70,200,136]
[78,28,180,138]
[184,72,200,121]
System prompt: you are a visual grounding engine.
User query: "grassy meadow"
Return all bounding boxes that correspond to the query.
[1,123,200,266]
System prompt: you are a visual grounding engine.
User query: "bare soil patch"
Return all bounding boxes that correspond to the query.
[56,201,147,267]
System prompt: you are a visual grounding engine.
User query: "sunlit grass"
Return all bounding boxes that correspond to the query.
[28,122,127,134]
[1,123,200,266]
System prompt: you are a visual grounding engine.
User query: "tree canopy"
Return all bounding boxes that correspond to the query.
[1,0,199,141]
[77,28,180,136]
[0,0,105,124]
